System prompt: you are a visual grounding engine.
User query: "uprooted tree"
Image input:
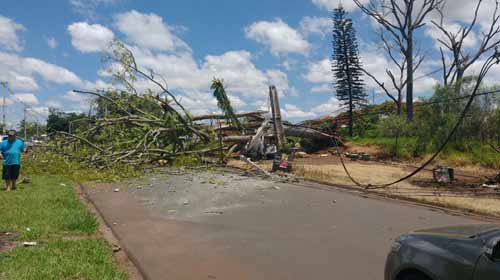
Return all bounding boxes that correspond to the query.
[49,40,341,168]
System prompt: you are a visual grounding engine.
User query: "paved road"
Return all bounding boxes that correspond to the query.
[85,170,483,280]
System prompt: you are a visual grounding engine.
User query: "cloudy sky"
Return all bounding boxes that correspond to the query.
[1,0,498,128]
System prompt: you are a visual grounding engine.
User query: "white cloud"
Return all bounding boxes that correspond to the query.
[23,57,82,86]
[0,97,13,106]
[117,46,295,114]
[311,84,333,93]
[114,10,190,52]
[14,93,38,105]
[45,99,63,108]
[68,22,114,53]
[245,19,310,56]
[0,15,25,52]
[281,104,316,119]
[312,97,344,116]
[312,0,368,12]
[305,58,331,83]
[361,48,438,98]
[299,16,331,38]
[64,91,87,102]
[69,0,120,20]
[266,69,295,96]
[425,23,478,49]
[202,51,269,98]
[46,37,57,49]
[28,106,50,117]
[0,51,82,91]
[63,91,93,110]
[435,0,499,28]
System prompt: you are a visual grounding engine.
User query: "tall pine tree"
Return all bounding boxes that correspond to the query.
[332,5,366,137]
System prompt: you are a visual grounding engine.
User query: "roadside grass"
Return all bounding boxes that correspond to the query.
[349,137,500,169]
[0,151,132,280]
[24,151,143,183]
[0,175,96,240]
[0,239,127,280]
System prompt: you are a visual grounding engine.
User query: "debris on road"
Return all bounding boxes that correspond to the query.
[240,155,272,177]
[204,211,224,215]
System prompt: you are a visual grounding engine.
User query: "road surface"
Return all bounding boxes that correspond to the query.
[84,169,484,280]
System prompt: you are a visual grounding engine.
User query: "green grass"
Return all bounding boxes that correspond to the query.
[0,239,127,280]
[349,137,419,159]
[0,175,96,240]
[0,153,128,279]
[349,137,500,168]
[23,151,143,183]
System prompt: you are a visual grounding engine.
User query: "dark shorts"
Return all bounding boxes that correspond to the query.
[2,165,20,180]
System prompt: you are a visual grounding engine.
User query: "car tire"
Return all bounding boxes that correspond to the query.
[400,271,432,280]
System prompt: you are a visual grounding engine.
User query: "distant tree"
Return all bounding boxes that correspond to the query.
[46,108,87,134]
[17,120,45,140]
[332,5,366,137]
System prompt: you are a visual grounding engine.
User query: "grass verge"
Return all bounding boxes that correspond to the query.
[0,151,131,280]
[0,239,126,280]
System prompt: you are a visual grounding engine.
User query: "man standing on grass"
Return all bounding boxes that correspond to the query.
[0,130,25,191]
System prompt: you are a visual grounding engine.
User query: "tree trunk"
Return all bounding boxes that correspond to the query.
[348,95,353,137]
[343,32,354,137]
[397,94,402,115]
[406,19,414,122]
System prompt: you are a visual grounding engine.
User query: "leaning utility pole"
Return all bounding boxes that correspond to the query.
[269,85,285,151]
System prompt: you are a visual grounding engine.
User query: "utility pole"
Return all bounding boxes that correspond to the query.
[23,105,27,140]
[269,85,285,151]
[2,95,5,135]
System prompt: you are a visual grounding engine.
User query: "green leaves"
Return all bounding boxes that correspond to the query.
[211,78,242,131]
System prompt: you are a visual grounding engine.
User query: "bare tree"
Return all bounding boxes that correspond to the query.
[361,31,416,115]
[432,0,500,87]
[354,0,444,121]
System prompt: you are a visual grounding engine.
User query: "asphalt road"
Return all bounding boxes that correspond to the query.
[84,169,483,280]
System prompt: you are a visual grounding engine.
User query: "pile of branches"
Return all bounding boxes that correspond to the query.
[51,41,341,168]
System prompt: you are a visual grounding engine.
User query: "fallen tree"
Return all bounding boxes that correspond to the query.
[50,40,342,167]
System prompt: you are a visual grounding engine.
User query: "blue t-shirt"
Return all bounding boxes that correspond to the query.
[1,138,25,166]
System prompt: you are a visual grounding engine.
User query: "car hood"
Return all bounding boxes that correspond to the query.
[412,224,500,238]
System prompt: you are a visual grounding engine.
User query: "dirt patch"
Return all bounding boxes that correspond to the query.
[0,231,20,253]
[344,142,384,156]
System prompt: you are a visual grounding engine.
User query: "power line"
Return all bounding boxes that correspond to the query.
[0,81,48,120]
[336,52,500,190]
[330,89,500,121]
[414,68,442,81]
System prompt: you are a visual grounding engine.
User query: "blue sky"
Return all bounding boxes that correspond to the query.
[0,0,498,128]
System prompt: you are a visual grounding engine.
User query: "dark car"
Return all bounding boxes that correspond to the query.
[385,224,500,280]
